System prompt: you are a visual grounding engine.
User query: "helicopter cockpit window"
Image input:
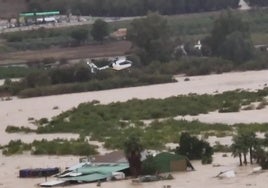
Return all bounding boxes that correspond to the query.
[119,61,131,65]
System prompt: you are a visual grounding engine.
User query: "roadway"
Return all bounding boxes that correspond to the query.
[0,16,141,34]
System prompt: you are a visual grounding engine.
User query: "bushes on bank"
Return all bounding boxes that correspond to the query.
[5,125,35,133]
[2,139,98,156]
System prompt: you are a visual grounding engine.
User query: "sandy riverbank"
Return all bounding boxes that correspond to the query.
[1,70,268,188]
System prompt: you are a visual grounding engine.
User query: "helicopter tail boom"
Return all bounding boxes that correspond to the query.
[86,61,109,73]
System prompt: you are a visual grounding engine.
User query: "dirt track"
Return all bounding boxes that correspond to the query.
[0,40,132,65]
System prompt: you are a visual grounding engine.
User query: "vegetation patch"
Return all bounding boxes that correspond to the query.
[176,132,213,164]
[3,88,267,151]
[5,125,35,133]
[2,138,98,156]
[0,63,175,98]
[0,67,40,79]
[2,140,30,156]
[234,123,268,133]
[28,88,267,149]
[213,142,232,153]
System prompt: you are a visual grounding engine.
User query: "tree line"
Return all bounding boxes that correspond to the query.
[26,0,239,16]
[127,11,255,64]
[2,11,268,98]
[2,19,109,51]
[2,138,98,156]
[247,0,268,7]
[0,59,176,98]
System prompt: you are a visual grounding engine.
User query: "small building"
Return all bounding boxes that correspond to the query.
[142,152,194,173]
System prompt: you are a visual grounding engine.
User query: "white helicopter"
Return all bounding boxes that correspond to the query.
[86,56,133,73]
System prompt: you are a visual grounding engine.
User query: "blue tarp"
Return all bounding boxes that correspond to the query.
[19,167,59,178]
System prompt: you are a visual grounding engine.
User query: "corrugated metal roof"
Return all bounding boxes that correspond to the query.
[65,173,108,182]
[77,163,129,174]
[61,163,129,183]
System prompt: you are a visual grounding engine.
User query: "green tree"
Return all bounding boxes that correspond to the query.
[123,134,143,177]
[231,130,258,166]
[50,67,74,84]
[241,131,257,164]
[176,132,213,162]
[90,19,109,42]
[201,141,214,164]
[127,12,173,63]
[23,71,51,88]
[264,132,268,146]
[205,10,254,62]
[24,0,239,17]
[71,27,89,44]
[220,31,254,63]
[253,138,265,164]
[74,65,91,82]
[231,135,244,166]
[247,0,268,7]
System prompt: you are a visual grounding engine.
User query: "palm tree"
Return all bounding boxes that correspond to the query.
[263,132,268,146]
[254,141,265,164]
[123,134,143,177]
[246,132,257,164]
[231,135,243,166]
[238,130,257,165]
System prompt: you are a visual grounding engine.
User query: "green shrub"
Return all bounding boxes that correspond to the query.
[31,139,98,155]
[5,125,35,133]
[176,132,214,160]
[2,138,99,156]
[0,67,39,79]
[2,140,30,156]
[38,118,49,125]
[201,155,213,164]
[213,142,232,152]
[218,101,240,113]
[6,33,23,42]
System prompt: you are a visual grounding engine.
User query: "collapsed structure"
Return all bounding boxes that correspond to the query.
[39,151,194,187]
